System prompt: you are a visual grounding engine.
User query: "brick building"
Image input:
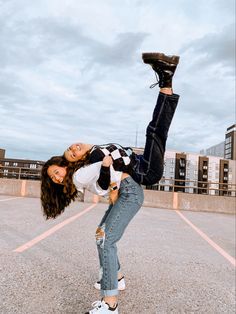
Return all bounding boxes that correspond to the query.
[0,157,44,180]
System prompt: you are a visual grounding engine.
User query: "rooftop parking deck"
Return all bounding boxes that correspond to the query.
[0,195,235,314]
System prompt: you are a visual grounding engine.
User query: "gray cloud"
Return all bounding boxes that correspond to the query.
[181,23,235,71]
[0,0,235,160]
[1,15,148,69]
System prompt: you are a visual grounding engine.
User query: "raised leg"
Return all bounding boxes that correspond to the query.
[132,52,180,185]
[132,92,179,185]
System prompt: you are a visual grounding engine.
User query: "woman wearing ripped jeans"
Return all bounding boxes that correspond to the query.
[41,51,180,314]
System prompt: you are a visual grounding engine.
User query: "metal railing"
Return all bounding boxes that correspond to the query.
[0,166,235,197]
[0,166,41,180]
[146,178,236,197]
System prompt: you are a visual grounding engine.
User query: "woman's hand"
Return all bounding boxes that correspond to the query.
[102,155,113,167]
[109,190,119,204]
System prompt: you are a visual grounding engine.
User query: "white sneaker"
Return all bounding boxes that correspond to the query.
[94,276,125,291]
[85,300,118,314]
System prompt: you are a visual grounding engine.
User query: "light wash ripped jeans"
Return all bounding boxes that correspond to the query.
[96,176,144,297]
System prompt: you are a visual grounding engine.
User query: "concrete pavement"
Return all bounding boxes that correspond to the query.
[0,195,235,314]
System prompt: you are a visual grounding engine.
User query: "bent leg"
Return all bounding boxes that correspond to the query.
[97,177,144,297]
[133,92,179,185]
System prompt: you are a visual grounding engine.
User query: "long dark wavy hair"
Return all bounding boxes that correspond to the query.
[41,152,91,220]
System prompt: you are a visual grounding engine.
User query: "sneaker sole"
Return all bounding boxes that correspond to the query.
[142,52,180,65]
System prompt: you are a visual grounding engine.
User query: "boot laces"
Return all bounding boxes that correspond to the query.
[149,68,164,89]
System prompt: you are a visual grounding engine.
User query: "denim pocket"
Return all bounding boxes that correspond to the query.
[120,179,144,206]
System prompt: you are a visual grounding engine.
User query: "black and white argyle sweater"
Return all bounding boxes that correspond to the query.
[89,143,135,171]
[89,143,137,190]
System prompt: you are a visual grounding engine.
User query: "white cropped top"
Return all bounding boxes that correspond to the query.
[72,161,122,197]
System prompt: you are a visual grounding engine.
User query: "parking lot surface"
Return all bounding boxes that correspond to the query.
[0,195,235,314]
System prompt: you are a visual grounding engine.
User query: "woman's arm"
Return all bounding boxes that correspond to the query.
[72,161,114,196]
[97,156,112,190]
[97,166,110,190]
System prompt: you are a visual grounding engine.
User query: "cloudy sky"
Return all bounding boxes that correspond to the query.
[0,0,235,161]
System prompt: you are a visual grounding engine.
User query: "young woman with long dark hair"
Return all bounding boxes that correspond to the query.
[41,52,180,314]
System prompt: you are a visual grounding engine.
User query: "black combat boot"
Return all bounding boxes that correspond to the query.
[142,52,180,88]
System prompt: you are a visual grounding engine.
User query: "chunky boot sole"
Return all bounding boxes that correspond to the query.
[142,52,180,65]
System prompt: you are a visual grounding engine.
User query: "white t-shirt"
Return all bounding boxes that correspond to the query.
[72,161,122,197]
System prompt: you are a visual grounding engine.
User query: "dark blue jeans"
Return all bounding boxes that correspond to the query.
[132,92,179,185]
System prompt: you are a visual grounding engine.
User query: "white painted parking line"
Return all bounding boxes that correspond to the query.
[0,197,23,202]
[175,210,236,267]
[13,203,97,253]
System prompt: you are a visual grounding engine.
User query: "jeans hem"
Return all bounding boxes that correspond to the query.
[159,92,179,99]
[101,289,119,297]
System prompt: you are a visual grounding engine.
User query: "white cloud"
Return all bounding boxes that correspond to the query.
[0,0,235,160]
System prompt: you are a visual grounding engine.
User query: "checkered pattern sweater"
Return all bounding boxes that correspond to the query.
[89,143,136,190]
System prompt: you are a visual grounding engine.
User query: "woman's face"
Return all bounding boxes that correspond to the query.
[64,143,89,162]
[47,165,67,184]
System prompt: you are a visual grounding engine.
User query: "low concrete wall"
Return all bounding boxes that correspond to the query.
[177,192,236,214]
[0,178,40,198]
[0,178,235,214]
[143,190,174,209]
[84,189,235,214]
[83,189,174,209]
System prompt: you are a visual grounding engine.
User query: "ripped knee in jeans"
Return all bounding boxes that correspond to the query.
[96,224,106,248]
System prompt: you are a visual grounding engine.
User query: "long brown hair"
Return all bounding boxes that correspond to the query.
[41,153,91,219]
